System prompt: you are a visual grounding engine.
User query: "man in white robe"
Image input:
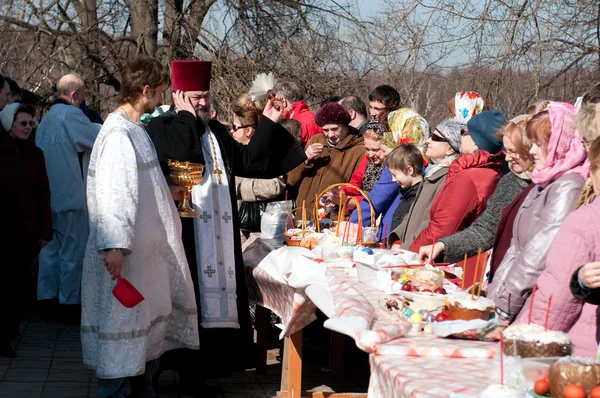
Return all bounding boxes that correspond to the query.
[36,73,101,319]
[81,56,199,397]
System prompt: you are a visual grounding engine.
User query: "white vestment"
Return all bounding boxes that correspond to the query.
[36,103,102,304]
[191,128,239,328]
[81,112,199,379]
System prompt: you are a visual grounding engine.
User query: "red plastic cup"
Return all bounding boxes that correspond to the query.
[112,276,145,308]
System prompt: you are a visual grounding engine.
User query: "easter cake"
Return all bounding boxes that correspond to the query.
[502,324,571,358]
[547,356,600,398]
[446,291,495,321]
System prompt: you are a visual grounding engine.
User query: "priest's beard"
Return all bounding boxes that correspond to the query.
[196,109,210,125]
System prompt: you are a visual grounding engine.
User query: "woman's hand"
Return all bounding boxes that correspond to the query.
[39,239,49,249]
[170,186,190,201]
[322,189,342,207]
[305,143,324,161]
[104,250,124,280]
[173,90,196,116]
[418,242,445,263]
[263,97,284,123]
[578,262,600,289]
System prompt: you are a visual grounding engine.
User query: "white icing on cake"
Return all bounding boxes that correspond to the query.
[502,324,571,345]
[447,291,495,311]
[556,356,600,366]
[479,384,519,398]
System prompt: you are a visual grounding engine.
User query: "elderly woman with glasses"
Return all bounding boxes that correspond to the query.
[393,111,505,253]
[418,116,534,273]
[0,103,52,357]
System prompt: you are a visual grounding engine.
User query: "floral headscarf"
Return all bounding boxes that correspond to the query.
[531,101,589,188]
[382,108,429,154]
[454,91,487,123]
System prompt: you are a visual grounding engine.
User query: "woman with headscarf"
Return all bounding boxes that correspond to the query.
[418,116,534,264]
[407,111,505,253]
[349,108,429,237]
[448,91,487,123]
[389,120,464,248]
[488,102,588,323]
[514,138,600,357]
[0,103,52,357]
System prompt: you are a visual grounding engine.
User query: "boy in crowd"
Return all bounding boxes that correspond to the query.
[386,144,424,230]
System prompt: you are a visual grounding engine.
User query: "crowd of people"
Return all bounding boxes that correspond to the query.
[1,56,600,397]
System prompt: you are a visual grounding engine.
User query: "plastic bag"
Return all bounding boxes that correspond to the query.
[260,200,293,239]
[239,201,266,232]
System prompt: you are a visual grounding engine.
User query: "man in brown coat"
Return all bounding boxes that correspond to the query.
[287,102,365,214]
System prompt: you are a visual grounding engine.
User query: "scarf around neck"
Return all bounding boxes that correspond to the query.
[424,154,459,178]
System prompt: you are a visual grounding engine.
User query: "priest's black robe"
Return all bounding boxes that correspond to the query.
[146,109,306,378]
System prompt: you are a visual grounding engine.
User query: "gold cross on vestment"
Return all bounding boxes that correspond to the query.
[212,166,223,184]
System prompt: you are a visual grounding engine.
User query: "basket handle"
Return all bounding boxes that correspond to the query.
[339,196,363,243]
[284,207,314,232]
[317,183,376,227]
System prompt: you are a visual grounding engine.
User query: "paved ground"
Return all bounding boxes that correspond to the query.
[0,312,369,398]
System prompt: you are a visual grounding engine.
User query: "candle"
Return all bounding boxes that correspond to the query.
[528,285,537,325]
[471,248,482,300]
[335,192,343,236]
[500,333,504,385]
[429,233,436,264]
[314,194,320,233]
[544,295,553,330]
[461,254,467,290]
[382,223,389,248]
[477,252,487,297]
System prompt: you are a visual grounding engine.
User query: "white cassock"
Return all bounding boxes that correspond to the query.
[36,103,102,304]
[81,112,199,379]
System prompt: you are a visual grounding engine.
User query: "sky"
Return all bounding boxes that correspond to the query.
[357,0,385,17]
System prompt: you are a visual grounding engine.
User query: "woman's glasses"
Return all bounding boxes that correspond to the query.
[230,124,254,132]
[16,121,36,127]
[430,133,448,143]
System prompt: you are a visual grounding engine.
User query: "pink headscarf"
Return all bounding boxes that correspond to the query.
[531,101,589,188]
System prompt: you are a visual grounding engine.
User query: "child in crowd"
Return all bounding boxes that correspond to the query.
[386,144,424,230]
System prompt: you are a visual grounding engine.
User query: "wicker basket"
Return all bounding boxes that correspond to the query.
[283,203,314,247]
[316,183,377,246]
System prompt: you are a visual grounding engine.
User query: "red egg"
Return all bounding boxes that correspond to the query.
[422,289,433,293]
[434,287,446,294]
[590,386,600,398]
[313,259,324,263]
[533,379,550,396]
[435,312,449,322]
[410,286,419,292]
[562,385,586,398]
[401,283,412,291]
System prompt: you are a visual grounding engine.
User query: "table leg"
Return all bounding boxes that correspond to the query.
[330,332,345,378]
[280,330,303,397]
[255,305,270,375]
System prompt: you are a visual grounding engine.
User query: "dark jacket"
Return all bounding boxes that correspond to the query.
[390,181,421,231]
[0,132,53,252]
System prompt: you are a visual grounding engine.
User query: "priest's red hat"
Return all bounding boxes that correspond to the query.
[171,60,212,91]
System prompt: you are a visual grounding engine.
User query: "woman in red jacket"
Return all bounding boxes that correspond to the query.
[0,103,52,357]
[409,110,505,253]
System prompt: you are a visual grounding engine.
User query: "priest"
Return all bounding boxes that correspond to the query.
[146,60,306,386]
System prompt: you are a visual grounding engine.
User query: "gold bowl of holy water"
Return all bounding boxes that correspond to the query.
[168,160,205,218]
